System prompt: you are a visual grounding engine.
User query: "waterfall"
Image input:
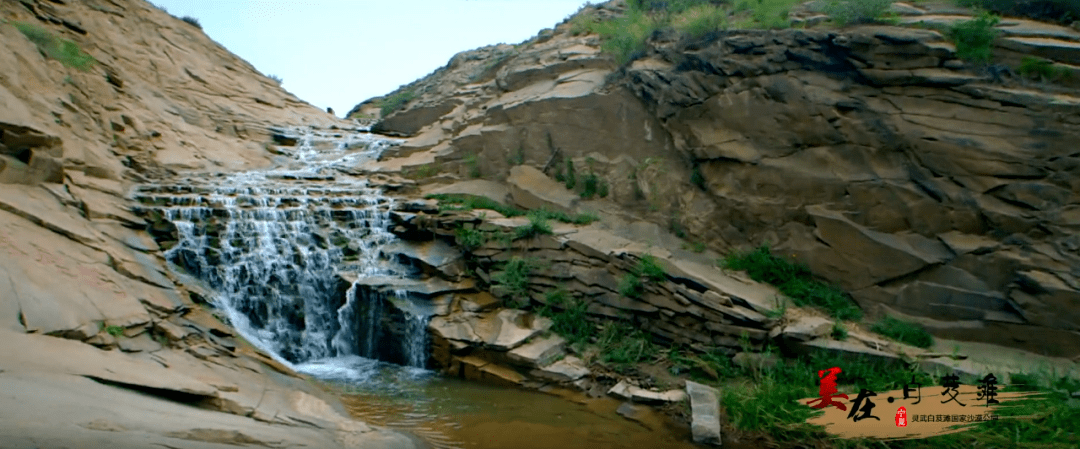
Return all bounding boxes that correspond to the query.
[134,126,431,371]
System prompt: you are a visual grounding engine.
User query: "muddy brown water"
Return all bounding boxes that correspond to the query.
[313,360,700,449]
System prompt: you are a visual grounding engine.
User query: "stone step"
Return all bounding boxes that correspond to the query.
[507,334,566,368]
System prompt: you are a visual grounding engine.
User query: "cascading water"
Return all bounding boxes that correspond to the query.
[133,125,434,376]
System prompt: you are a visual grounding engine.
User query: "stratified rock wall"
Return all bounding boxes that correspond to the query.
[359,3,1080,357]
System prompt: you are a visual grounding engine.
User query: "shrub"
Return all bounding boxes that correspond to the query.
[454,226,487,252]
[948,12,1001,65]
[515,212,553,239]
[378,88,417,117]
[822,0,893,27]
[722,245,862,321]
[105,325,124,338]
[563,159,577,190]
[268,74,283,85]
[674,3,728,38]
[734,0,796,29]
[492,257,536,308]
[870,315,934,349]
[580,172,607,199]
[14,22,96,71]
[537,291,594,347]
[593,6,660,65]
[180,16,202,29]
[636,254,666,282]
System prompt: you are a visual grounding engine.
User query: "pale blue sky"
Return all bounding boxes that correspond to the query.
[153,0,590,116]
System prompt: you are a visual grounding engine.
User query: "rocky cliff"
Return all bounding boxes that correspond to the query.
[1,1,413,447]
[354,1,1080,359]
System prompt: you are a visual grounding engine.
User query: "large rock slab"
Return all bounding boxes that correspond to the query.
[806,205,953,290]
[507,165,579,214]
[686,381,722,447]
[507,334,566,367]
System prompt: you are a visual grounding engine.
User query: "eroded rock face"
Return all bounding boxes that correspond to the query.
[1,1,411,447]
[355,2,1080,357]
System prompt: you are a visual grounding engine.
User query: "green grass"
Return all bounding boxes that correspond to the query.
[831,321,848,341]
[619,254,666,299]
[948,12,1001,65]
[514,211,554,239]
[14,22,97,71]
[491,257,536,308]
[1018,56,1071,81]
[869,315,934,349]
[674,2,728,38]
[404,163,439,179]
[682,241,707,253]
[722,245,862,321]
[104,325,124,338]
[579,172,609,199]
[454,226,487,252]
[593,6,660,65]
[596,321,656,369]
[537,289,594,348]
[734,0,798,30]
[464,152,481,178]
[822,0,894,27]
[379,88,417,117]
[426,194,525,217]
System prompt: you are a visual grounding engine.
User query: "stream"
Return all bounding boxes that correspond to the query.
[132,125,699,449]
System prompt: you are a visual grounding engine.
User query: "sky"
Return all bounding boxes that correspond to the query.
[153,0,591,117]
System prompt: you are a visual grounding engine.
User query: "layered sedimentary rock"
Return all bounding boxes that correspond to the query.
[354,1,1080,357]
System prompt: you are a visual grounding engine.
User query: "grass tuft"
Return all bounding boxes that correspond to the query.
[379,88,417,117]
[14,22,96,71]
[869,315,934,349]
[722,244,862,321]
[491,257,536,308]
[948,12,1001,65]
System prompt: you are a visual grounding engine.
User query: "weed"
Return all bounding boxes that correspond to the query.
[1018,56,1070,81]
[831,321,848,340]
[537,291,593,348]
[568,6,602,36]
[870,315,934,349]
[722,245,862,321]
[733,0,796,29]
[619,273,645,298]
[593,6,660,65]
[596,321,655,369]
[515,212,554,239]
[948,12,1001,65]
[955,0,1080,25]
[669,214,687,238]
[379,88,417,117]
[529,208,600,225]
[454,226,487,252]
[580,171,608,199]
[674,2,728,39]
[563,159,577,190]
[636,254,666,282]
[426,194,525,217]
[822,0,893,27]
[464,153,481,178]
[14,22,96,71]
[105,325,124,338]
[268,74,283,85]
[180,16,202,29]
[491,257,536,308]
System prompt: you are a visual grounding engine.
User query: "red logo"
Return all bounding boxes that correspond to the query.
[895,407,908,427]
